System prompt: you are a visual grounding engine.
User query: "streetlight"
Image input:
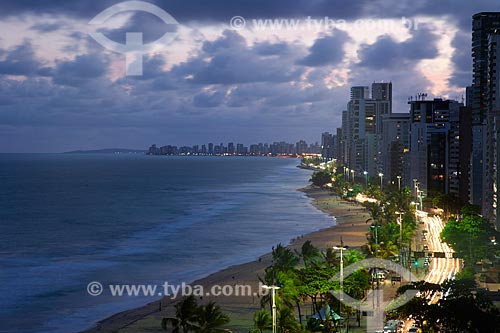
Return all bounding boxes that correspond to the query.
[363,171,368,189]
[333,239,348,333]
[417,188,423,210]
[396,175,401,191]
[351,169,355,184]
[370,221,381,308]
[395,211,404,266]
[262,285,280,333]
[345,167,349,182]
[378,173,384,191]
[412,179,418,199]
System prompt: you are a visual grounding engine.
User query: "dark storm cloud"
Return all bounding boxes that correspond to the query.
[252,41,289,56]
[0,0,483,152]
[193,90,225,107]
[2,0,497,34]
[52,53,109,86]
[357,29,439,70]
[175,30,303,84]
[97,11,177,45]
[0,21,347,152]
[448,31,472,88]
[30,22,63,33]
[0,42,50,76]
[297,30,349,67]
[118,55,169,81]
[0,0,366,21]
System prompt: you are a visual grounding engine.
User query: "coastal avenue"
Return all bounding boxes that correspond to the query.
[419,211,462,303]
[355,193,462,303]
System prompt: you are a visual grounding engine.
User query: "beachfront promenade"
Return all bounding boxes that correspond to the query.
[84,185,460,333]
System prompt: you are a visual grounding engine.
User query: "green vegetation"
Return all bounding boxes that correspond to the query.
[252,309,272,333]
[162,295,230,333]
[301,157,323,166]
[440,205,499,264]
[309,164,418,267]
[161,165,500,333]
[309,170,332,188]
[391,278,500,332]
[431,193,463,216]
[360,185,417,262]
[256,242,370,332]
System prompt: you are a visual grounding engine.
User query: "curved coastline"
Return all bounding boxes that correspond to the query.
[81,186,370,333]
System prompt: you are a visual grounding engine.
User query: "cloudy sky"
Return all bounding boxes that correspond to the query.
[0,0,496,152]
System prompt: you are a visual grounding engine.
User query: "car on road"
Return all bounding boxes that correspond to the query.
[383,319,401,332]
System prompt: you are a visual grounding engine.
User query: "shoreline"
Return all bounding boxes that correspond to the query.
[82,186,370,333]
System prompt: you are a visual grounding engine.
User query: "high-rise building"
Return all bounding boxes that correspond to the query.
[228,142,235,155]
[340,111,349,166]
[488,33,500,227]
[406,98,463,197]
[249,144,260,155]
[336,128,343,162]
[470,12,500,211]
[331,135,338,159]
[343,83,392,176]
[320,132,334,160]
[236,143,244,155]
[372,82,393,113]
[381,113,410,186]
[148,144,160,155]
[208,143,214,155]
[350,86,370,99]
[296,140,308,156]
[457,105,473,204]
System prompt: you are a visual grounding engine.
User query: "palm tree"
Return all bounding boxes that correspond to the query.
[253,309,272,333]
[194,301,230,333]
[296,240,322,267]
[277,307,300,333]
[378,241,399,259]
[162,295,199,333]
[271,244,300,273]
[343,249,365,265]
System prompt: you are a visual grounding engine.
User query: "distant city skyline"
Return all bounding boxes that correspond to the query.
[147,139,322,156]
[0,1,498,152]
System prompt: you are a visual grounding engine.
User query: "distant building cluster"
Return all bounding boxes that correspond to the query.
[323,82,471,206]
[322,12,500,229]
[147,140,321,157]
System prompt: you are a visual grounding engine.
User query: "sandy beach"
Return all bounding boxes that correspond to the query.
[82,186,371,333]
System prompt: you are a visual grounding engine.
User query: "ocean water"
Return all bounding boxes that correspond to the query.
[0,154,334,332]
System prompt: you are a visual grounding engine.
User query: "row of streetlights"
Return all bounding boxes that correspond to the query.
[342,166,416,194]
[342,166,357,184]
[343,168,385,191]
